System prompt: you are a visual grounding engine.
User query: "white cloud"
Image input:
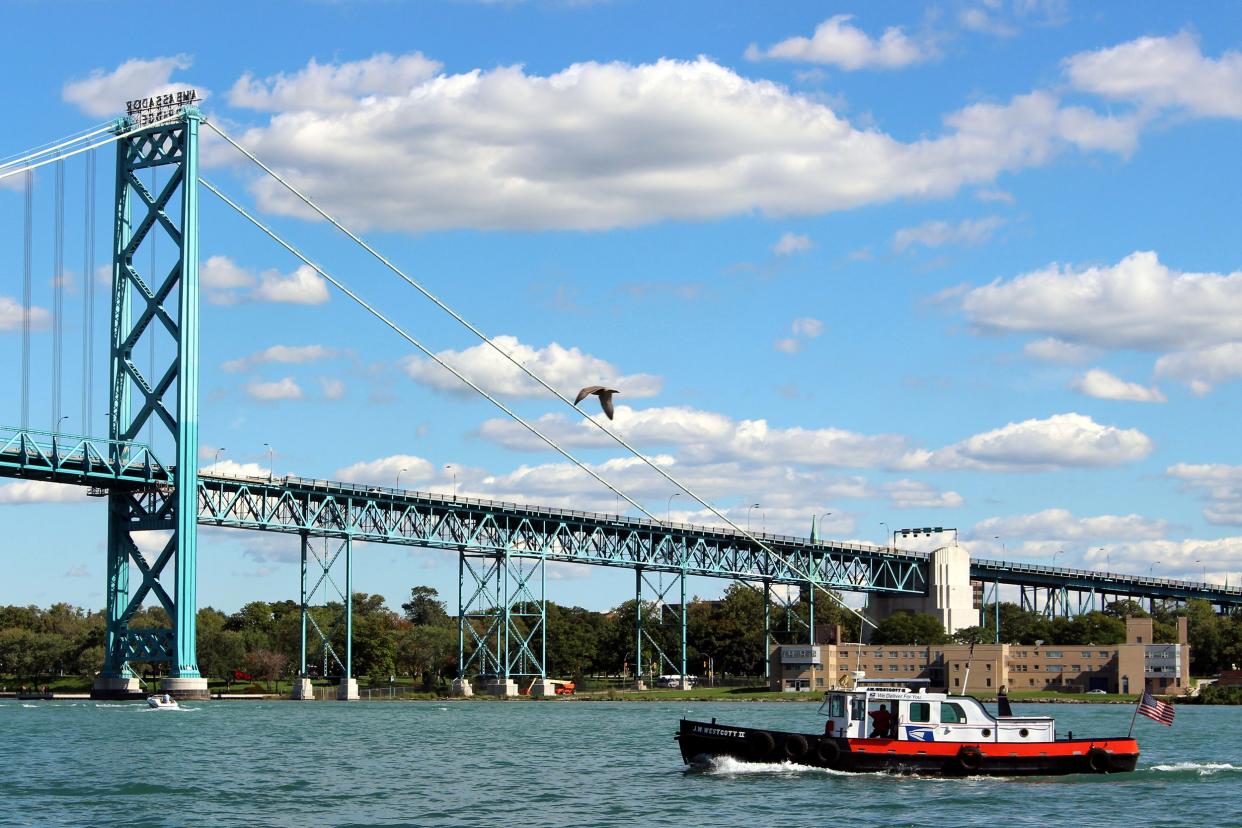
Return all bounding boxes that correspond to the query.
[320,377,346,400]
[221,344,337,373]
[245,377,304,402]
[1066,32,1242,119]
[892,216,1005,252]
[477,405,914,469]
[0,296,50,332]
[336,455,436,486]
[401,335,662,399]
[232,56,1139,232]
[961,251,1242,351]
[1023,337,1094,364]
[774,338,801,355]
[901,412,1152,472]
[229,52,442,112]
[1071,369,1166,403]
[1085,536,1242,584]
[972,508,1167,542]
[1154,343,1242,394]
[791,317,824,338]
[201,256,330,306]
[0,481,88,504]
[253,265,330,305]
[746,15,932,70]
[882,479,965,509]
[975,187,1015,204]
[201,459,269,477]
[1167,463,1242,525]
[959,7,1016,37]
[775,317,823,354]
[773,232,813,256]
[63,55,202,117]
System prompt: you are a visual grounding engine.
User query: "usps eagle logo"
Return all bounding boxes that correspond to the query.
[904,726,935,742]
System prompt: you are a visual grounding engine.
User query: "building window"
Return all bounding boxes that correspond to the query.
[986,663,992,671]
[986,677,992,687]
[954,677,960,687]
[1047,665,1063,673]
[1072,665,1081,672]
[1081,651,1092,658]
[1099,651,1111,658]
[1033,665,1040,671]
[875,665,884,672]
[1046,651,1062,658]
[1029,679,1035,686]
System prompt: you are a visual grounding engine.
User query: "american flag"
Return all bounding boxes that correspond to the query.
[1137,691,1175,726]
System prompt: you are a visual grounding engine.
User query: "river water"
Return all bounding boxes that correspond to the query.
[2,699,1238,827]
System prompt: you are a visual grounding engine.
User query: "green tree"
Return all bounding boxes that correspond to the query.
[402,586,450,627]
[871,611,949,645]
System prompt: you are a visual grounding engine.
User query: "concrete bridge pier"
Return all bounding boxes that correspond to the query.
[868,545,976,637]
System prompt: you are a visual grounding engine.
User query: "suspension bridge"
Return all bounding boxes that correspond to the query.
[2,104,1239,700]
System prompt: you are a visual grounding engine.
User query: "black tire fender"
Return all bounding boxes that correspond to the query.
[783,733,809,760]
[1087,747,1110,774]
[956,745,984,773]
[816,738,841,765]
[746,729,776,760]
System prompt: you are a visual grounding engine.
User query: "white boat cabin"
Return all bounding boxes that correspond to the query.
[818,678,1055,744]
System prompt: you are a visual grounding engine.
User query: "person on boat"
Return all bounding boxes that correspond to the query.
[868,704,893,738]
[997,685,1013,717]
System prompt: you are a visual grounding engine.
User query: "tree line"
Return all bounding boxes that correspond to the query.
[0,583,861,689]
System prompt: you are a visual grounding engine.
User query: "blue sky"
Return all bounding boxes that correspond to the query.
[3,1,1242,613]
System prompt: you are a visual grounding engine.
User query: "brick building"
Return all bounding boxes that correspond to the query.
[770,617,1189,695]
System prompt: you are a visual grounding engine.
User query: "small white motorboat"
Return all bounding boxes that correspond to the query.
[147,694,179,709]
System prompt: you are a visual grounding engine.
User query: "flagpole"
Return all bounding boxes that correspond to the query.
[1127,691,1142,738]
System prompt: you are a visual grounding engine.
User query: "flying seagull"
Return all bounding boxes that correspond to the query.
[574,386,619,420]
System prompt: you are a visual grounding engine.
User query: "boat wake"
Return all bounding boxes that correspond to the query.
[20,703,39,709]
[1149,762,1242,777]
[695,755,856,777]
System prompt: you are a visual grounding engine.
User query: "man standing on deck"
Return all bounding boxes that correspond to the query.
[868,703,893,738]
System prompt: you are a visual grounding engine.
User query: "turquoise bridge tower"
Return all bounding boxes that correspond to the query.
[92,109,207,700]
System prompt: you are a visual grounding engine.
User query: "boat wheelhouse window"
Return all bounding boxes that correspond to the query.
[828,694,846,718]
[908,701,931,723]
[851,697,866,721]
[940,702,967,724]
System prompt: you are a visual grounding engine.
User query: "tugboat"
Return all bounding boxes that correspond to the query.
[677,678,1138,776]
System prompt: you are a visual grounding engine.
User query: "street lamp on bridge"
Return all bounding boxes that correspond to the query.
[396,466,407,489]
[263,442,273,481]
[445,464,456,498]
[747,503,759,533]
[214,447,226,468]
[666,492,680,524]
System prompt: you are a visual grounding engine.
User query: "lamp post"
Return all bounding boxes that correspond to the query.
[666,492,680,524]
[445,464,456,498]
[881,522,889,552]
[1053,549,1064,566]
[994,535,1005,557]
[747,503,759,533]
[57,414,69,432]
[264,442,274,480]
[396,466,407,489]
[1195,558,1206,583]
[214,447,226,468]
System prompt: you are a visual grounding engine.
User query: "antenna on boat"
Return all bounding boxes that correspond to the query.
[961,641,975,696]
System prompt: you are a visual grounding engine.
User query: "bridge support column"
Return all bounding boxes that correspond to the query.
[763,580,771,681]
[338,535,357,700]
[633,568,645,689]
[94,110,207,701]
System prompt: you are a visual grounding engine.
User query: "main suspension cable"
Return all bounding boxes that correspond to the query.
[0,115,182,184]
[21,171,33,430]
[200,178,654,521]
[0,121,114,171]
[204,122,877,627]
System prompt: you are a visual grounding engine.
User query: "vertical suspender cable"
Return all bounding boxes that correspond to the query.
[82,149,97,431]
[52,159,65,431]
[21,171,32,430]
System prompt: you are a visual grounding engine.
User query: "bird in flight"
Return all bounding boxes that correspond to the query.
[574,386,619,420]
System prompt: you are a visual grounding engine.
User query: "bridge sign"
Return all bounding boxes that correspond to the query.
[126,89,199,126]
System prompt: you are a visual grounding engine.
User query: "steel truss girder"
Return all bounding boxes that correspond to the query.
[634,568,685,681]
[100,113,202,679]
[299,534,350,679]
[458,550,545,680]
[195,476,930,594]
